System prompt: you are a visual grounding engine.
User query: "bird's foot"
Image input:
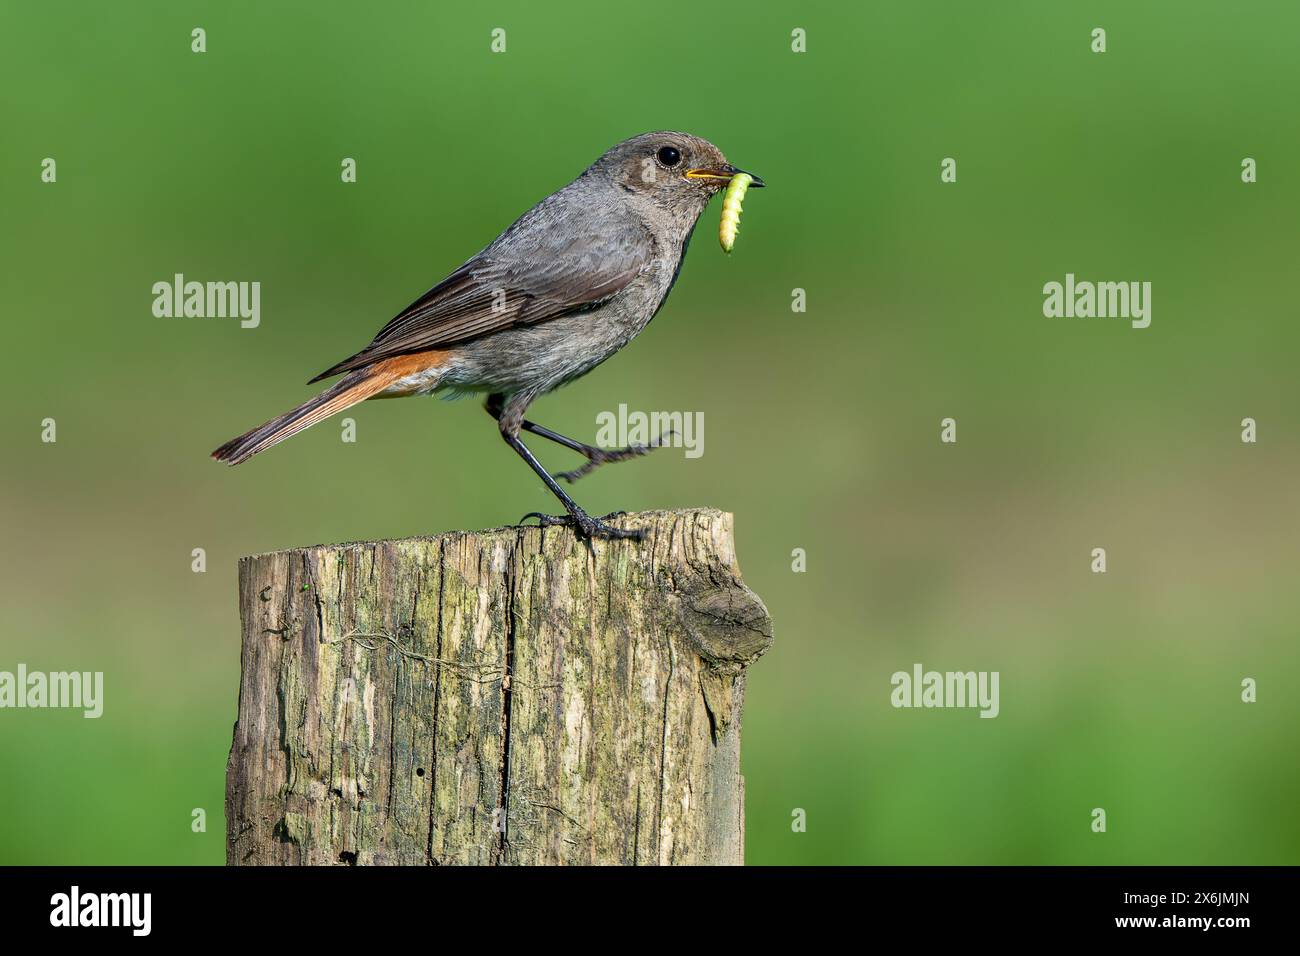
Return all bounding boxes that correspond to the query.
[553,430,678,483]
[519,510,646,542]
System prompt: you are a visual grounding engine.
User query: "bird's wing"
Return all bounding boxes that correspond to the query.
[309,197,653,382]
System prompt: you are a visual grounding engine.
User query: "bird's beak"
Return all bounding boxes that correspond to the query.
[685,164,766,187]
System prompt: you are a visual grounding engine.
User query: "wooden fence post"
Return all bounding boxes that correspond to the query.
[225,508,772,865]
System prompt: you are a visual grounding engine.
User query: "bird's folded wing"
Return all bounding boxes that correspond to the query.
[309,205,653,382]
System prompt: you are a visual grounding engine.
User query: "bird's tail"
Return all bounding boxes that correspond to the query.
[212,370,394,465]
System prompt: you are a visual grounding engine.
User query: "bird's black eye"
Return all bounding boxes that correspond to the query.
[657,146,682,167]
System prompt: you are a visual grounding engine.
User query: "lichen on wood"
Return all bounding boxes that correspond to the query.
[225,508,772,865]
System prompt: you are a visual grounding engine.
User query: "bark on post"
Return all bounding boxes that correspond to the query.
[225,508,772,865]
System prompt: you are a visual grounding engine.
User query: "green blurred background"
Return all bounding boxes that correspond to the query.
[2,0,1297,865]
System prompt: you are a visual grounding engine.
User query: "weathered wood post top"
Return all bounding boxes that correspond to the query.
[226,508,773,865]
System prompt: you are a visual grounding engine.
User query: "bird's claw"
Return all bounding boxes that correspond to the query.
[553,430,679,484]
[519,511,646,542]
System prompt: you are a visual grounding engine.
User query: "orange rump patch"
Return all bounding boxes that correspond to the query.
[366,349,452,397]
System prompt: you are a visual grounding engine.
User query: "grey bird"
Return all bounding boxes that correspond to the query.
[212,131,763,540]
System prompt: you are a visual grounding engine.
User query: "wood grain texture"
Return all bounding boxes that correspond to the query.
[225,508,772,866]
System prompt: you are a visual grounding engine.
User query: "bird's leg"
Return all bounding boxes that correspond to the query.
[489,394,644,543]
[484,394,675,484]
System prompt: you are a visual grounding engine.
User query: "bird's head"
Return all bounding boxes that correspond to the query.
[588,131,764,216]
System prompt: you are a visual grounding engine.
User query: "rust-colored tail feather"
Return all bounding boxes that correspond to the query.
[212,370,393,465]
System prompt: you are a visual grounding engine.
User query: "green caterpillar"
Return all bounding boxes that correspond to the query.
[719,172,753,253]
